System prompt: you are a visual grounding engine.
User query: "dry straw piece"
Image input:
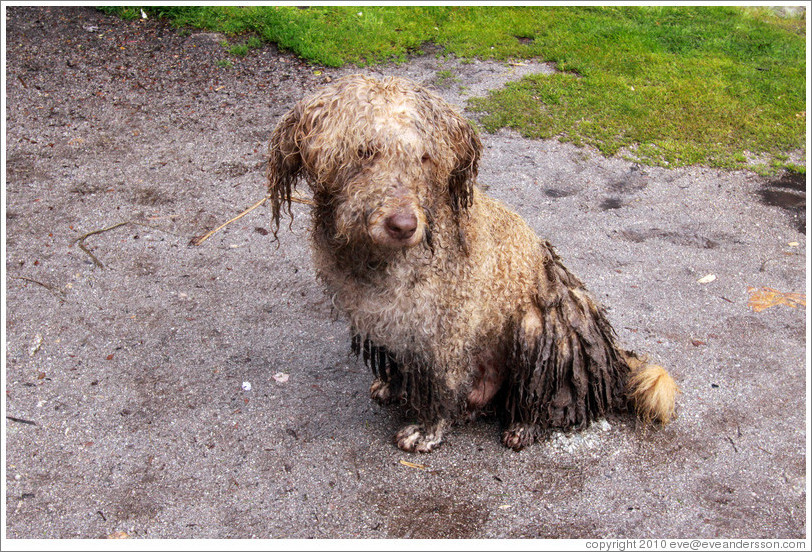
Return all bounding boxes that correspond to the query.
[190,194,314,246]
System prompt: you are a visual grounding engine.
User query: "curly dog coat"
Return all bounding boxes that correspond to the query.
[267,74,677,452]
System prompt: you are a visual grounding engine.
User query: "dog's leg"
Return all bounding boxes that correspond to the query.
[370,378,394,404]
[501,242,676,449]
[502,423,538,451]
[500,305,546,451]
[395,419,450,453]
[356,335,403,405]
[354,336,459,452]
[501,270,630,449]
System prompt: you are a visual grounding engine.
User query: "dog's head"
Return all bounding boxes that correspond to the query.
[267,74,481,251]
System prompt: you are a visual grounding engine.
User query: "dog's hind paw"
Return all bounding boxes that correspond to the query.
[501,423,537,451]
[395,422,447,453]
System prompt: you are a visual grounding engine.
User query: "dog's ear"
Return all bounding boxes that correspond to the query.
[267,106,303,236]
[446,113,481,215]
[421,94,482,215]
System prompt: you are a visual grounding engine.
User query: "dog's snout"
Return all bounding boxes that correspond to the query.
[362,195,423,249]
[384,211,418,241]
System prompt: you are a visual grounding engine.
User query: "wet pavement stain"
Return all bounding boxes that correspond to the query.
[757,171,806,234]
[600,165,649,210]
[600,197,625,210]
[544,187,577,198]
[618,227,721,249]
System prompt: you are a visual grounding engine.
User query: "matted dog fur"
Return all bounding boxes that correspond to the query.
[267,74,678,452]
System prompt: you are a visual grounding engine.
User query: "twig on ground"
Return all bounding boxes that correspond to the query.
[290,196,316,206]
[290,195,315,206]
[189,193,314,246]
[71,220,177,268]
[10,276,67,303]
[190,197,268,246]
[72,221,131,268]
[6,416,37,426]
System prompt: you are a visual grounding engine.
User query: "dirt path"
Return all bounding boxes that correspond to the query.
[4,6,807,540]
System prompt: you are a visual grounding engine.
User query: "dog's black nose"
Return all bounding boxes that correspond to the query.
[385,212,418,241]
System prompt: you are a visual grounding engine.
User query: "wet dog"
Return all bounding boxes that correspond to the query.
[266,74,677,452]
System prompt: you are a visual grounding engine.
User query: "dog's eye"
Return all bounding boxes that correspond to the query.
[358,147,376,161]
[421,153,431,164]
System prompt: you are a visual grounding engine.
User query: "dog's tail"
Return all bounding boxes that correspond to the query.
[624,354,679,424]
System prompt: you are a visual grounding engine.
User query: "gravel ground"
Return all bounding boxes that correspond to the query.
[3,6,808,543]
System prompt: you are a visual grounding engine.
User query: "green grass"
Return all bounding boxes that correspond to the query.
[99,5,806,173]
[466,7,806,172]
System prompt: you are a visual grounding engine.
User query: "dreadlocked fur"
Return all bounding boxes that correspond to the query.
[267,74,678,452]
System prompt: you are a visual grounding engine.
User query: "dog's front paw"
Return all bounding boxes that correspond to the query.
[501,423,537,451]
[370,378,393,404]
[395,422,447,453]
